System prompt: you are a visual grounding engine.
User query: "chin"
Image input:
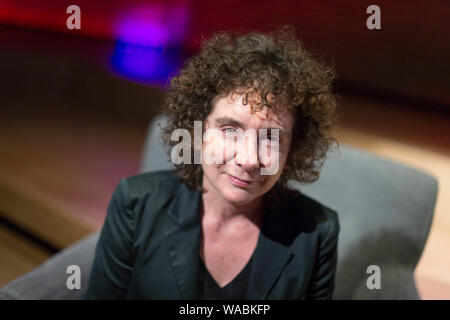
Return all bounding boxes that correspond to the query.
[220,185,259,205]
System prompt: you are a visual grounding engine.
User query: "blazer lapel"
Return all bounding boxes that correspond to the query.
[163,182,203,299]
[163,179,295,300]
[246,205,294,299]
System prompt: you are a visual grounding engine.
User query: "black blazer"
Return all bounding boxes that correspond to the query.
[84,170,340,299]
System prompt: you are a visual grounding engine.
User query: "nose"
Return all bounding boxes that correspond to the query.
[234,133,260,172]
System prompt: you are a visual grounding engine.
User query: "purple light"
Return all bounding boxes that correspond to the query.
[110,48,182,86]
[109,3,190,86]
[116,19,170,48]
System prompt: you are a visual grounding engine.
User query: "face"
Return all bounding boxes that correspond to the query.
[201,92,294,206]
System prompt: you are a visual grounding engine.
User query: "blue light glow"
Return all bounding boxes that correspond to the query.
[109,4,189,86]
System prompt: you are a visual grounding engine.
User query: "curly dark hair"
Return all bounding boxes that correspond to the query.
[161,26,338,200]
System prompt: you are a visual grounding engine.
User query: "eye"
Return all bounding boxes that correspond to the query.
[266,131,281,143]
[222,127,237,134]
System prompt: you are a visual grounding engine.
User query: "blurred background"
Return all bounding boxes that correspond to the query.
[0,0,449,299]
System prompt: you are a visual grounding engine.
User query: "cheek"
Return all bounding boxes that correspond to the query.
[258,140,290,177]
[202,131,228,165]
[258,141,279,166]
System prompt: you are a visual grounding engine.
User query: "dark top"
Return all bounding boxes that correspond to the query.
[199,255,254,300]
[83,170,340,300]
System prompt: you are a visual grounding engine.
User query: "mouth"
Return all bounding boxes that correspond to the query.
[227,173,253,187]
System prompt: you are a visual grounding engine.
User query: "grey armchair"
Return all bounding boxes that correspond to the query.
[0,115,438,299]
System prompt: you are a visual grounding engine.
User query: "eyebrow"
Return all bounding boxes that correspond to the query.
[214,116,290,137]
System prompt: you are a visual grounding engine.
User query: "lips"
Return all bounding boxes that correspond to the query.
[227,173,252,187]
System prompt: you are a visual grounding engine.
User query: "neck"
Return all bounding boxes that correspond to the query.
[201,176,263,230]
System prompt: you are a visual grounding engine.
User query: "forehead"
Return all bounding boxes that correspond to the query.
[208,93,294,131]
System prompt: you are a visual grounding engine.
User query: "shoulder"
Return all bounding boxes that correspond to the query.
[298,193,339,235]
[119,170,183,202]
[282,192,340,245]
[109,170,184,221]
[107,170,186,233]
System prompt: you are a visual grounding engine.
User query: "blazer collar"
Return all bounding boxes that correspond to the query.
[245,205,294,299]
[164,181,294,299]
[164,182,203,299]
[166,181,202,229]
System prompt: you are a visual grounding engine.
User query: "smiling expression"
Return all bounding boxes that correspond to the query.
[201,92,295,206]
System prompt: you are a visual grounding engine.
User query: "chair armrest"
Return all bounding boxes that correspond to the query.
[0,232,99,300]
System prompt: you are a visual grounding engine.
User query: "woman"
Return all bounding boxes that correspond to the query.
[84,26,340,300]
